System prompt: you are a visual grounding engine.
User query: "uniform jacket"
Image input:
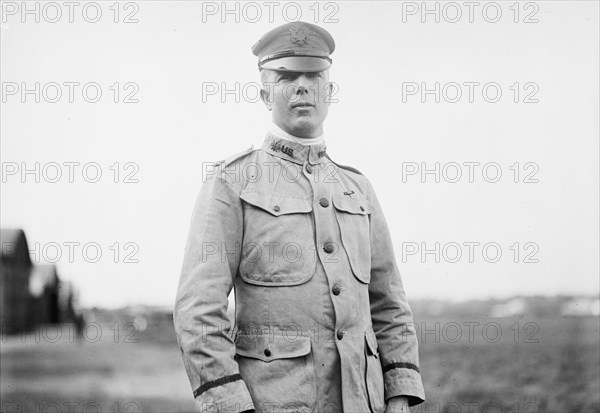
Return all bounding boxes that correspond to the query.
[174,133,425,413]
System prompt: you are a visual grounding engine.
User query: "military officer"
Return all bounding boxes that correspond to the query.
[174,22,425,413]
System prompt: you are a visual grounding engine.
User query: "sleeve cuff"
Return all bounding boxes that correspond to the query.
[194,376,255,412]
[383,364,426,407]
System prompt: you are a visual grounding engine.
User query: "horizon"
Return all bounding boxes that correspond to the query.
[83,293,600,312]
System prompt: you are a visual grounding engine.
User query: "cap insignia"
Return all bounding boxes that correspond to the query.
[289,25,313,46]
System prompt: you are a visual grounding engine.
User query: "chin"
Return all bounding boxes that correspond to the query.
[289,119,316,132]
[290,127,317,138]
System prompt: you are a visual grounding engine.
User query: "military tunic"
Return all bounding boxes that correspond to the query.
[174,133,425,412]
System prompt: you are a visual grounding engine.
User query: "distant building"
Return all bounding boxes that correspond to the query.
[29,264,61,325]
[1,229,33,333]
[1,228,78,334]
[58,279,78,324]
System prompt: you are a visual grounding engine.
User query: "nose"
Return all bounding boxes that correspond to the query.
[295,74,311,95]
[295,85,308,95]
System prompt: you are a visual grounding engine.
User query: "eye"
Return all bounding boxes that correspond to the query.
[277,73,295,82]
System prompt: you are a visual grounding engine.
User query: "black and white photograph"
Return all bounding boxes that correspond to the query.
[1,2,599,412]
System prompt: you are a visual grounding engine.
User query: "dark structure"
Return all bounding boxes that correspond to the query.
[1,228,78,334]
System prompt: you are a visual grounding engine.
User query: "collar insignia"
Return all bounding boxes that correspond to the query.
[270,142,294,157]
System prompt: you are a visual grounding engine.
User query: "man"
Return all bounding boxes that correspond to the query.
[174,22,425,413]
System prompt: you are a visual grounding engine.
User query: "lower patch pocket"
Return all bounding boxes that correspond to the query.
[365,329,385,413]
[235,334,316,412]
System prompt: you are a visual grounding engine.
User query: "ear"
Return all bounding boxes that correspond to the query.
[260,87,272,111]
[324,81,334,105]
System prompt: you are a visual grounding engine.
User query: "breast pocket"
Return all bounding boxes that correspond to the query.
[235,333,316,412]
[239,190,316,286]
[332,194,372,283]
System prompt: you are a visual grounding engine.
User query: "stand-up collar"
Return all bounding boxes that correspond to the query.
[262,132,328,165]
[270,122,325,146]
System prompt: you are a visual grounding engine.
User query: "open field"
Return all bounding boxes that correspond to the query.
[1,315,599,413]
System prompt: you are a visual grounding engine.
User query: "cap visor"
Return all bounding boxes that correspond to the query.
[261,56,331,72]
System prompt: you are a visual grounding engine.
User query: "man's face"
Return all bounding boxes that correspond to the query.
[261,70,333,139]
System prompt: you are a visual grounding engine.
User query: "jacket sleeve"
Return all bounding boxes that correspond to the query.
[366,179,425,406]
[173,170,255,413]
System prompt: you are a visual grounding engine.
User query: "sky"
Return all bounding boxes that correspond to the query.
[1,1,599,308]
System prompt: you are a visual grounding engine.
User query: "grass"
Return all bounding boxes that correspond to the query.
[1,315,598,412]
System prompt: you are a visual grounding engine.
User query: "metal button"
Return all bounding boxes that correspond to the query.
[305,164,313,174]
[332,284,341,295]
[264,348,271,357]
[319,198,329,208]
[323,242,334,254]
[336,330,344,340]
[273,205,280,212]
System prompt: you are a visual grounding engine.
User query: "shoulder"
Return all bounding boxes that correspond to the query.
[213,145,257,168]
[208,145,261,192]
[325,153,371,191]
[324,154,364,176]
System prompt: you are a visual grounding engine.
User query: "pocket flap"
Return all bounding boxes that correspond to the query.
[365,329,379,358]
[240,190,312,216]
[332,195,371,215]
[235,334,311,362]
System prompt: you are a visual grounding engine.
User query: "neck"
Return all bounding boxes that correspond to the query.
[271,123,325,146]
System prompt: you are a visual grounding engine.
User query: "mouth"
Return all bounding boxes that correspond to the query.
[291,102,315,109]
